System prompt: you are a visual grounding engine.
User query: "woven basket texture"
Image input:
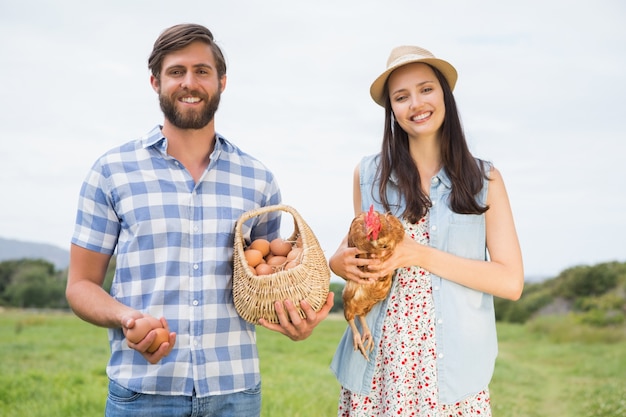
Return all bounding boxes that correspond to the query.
[233,204,330,324]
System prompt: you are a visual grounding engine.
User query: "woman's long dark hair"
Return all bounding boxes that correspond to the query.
[377,64,489,223]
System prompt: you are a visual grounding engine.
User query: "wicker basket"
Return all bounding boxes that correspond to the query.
[233,204,331,324]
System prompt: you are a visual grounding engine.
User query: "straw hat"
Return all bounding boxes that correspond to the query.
[370,45,458,107]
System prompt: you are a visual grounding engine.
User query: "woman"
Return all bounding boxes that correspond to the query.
[329,45,524,416]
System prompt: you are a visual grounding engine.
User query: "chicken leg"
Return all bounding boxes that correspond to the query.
[348,316,375,360]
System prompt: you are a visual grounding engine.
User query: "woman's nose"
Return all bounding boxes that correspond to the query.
[409,95,421,109]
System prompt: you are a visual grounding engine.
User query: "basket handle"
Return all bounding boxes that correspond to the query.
[234,204,299,236]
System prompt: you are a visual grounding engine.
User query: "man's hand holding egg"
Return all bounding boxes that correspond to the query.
[124,315,174,361]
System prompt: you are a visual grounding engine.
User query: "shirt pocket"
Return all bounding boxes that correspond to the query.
[446,213,485,260]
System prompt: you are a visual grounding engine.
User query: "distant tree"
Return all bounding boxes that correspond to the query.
[0,259,57,306]
[329,282,344,314]
[3,261,66,308]
[0,261,13,297]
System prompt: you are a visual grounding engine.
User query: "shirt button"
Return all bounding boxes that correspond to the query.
[193,300,199,306]
[193,264,199,270]
[434,286,440,291]
[431,225,437,231]
[437,319,443,324]
[193,225,199,232]
[438,353,444,359]
[432,177,439,184]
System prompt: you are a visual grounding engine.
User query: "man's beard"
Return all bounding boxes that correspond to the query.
[159,87,221,130]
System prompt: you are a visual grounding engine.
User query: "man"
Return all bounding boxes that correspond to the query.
[66,23,333,417]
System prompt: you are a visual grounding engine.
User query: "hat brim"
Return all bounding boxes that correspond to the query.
[370,56,458,107]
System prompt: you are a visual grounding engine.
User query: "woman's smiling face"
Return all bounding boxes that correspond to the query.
[387,62,446,140]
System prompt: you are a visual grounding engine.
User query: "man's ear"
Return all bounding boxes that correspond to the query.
[220,75,227,93]
[150,75,160,93]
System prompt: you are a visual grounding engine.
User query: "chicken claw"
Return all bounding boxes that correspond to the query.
[349,317,375,360]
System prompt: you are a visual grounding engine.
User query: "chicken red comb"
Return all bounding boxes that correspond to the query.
[365,204,382,241]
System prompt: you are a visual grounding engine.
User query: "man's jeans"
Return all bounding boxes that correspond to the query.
[105,379,261,417]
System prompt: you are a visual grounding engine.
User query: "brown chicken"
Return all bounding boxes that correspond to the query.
[342,204,405,360]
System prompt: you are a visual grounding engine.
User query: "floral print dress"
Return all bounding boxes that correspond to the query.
[338,215,492,417]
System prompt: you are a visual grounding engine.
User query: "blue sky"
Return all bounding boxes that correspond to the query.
[1,0,624,279]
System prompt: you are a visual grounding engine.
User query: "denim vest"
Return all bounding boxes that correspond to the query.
[330,153,497,404]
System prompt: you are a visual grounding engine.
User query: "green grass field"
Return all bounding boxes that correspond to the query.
[1,309,624,416]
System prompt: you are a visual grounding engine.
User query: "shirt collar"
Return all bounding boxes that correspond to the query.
[141,125,167,153]
[388,164,452,189]
[140,125,226,160]
[434,167,452,189]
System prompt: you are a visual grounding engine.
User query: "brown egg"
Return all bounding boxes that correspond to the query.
[266,255,287,267]
[249,239,271,257]
[244,249,264,267]
[255,263,274,276]
[144,316,162,328]
[287,247,303,262]
[147,328,169,353]
[127,316,162,344]
[285,260,299,270]
[269,238,292,257]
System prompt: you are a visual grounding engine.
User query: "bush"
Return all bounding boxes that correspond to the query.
[495,283,553,323]
[575,292,625,312]
[556,264,618,299]
[576,309,625,327]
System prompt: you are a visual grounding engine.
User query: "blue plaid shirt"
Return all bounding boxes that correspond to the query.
[72,125,282,397]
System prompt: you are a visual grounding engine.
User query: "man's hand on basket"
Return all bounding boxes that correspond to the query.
[258,292,334,341]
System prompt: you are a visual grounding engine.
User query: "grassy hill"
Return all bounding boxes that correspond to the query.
[495,261,626,329]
